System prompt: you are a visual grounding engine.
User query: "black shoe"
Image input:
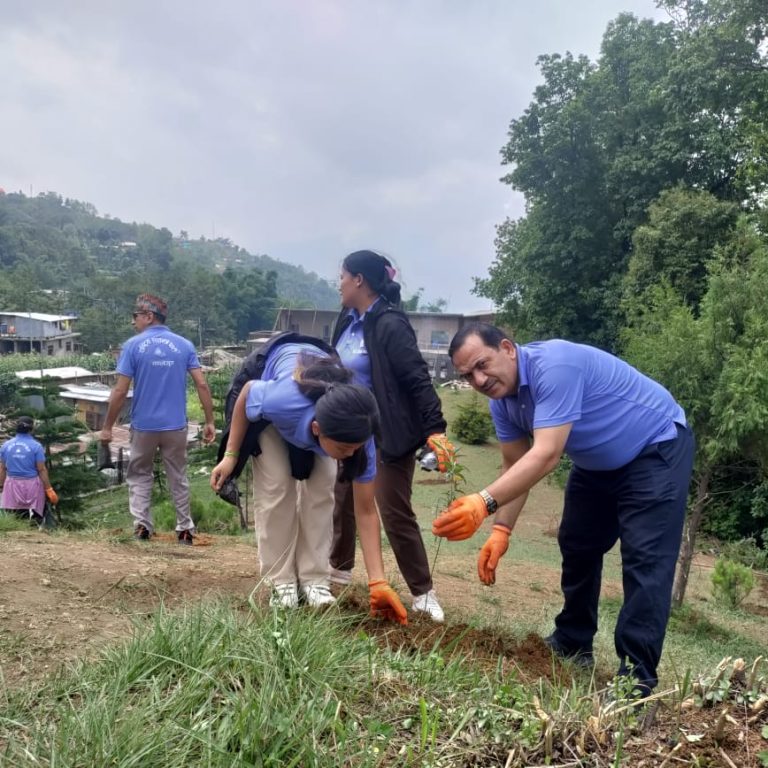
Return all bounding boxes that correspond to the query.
[543,634,595,668]
[134,525,151,541]
[177,529,194,546]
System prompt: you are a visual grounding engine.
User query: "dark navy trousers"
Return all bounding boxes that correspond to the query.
[553,424,695,692]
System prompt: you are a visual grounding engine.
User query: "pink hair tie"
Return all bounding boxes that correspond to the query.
[385,265,396,280]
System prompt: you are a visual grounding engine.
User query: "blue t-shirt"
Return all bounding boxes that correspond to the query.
[116,325,201,432]
[489,340,686,471]
[336,305,375,389]
[246,342,376,483]
[0,433,45,478]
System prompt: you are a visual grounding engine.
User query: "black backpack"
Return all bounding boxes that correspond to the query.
[215,333,338,503]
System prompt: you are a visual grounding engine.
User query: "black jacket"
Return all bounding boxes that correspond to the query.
[332,301,446,462]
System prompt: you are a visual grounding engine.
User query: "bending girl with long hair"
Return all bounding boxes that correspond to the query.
[211,340,406,624]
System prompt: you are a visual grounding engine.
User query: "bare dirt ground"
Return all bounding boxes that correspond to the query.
[1,497,767,765]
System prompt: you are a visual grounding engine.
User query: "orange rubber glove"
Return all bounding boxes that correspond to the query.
[368,579,408,625]
[478,525,511,585]
[45,487,59,505]
[426,433,456,473]
[432,493,488,541]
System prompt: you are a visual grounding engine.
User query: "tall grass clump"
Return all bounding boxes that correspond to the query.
[152,494,241,535]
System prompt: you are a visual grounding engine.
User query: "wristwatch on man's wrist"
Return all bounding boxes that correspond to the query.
[478,488,498,515]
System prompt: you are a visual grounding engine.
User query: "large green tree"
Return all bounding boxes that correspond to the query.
[622,212,768,604]
[622,187,739,315]
[477,0,768,349]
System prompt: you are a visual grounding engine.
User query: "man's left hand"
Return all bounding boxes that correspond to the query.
[478,525,511,585]
[202,422,216,445]
[432,493,488,540]
[426,433,456,472]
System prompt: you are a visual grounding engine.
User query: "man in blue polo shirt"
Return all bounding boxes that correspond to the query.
[432,322,695,698]
[101,294,215,544]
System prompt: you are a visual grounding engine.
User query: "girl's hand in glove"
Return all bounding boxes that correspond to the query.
[368,579,408,625]
[426,433,456,472]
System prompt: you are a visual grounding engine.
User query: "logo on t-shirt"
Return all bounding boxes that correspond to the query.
[151,345,175,367]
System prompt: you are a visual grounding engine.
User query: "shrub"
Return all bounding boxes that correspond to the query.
[711,556,756,608]
[153,494,241,535]
[452,394,493,444]
[719,537,768,572]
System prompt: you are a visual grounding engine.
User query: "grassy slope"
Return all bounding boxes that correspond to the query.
[3,389,767,765]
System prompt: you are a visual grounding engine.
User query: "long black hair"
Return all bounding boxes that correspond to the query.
[294,353,380,479]
[343,249,402,306]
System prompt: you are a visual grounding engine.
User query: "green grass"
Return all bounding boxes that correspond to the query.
[2,597,766,767]
[0,601,559,767]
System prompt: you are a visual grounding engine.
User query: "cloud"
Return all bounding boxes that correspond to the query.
[0,0,665,310]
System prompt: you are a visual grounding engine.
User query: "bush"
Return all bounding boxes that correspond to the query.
[452,394,493,444]
[719,537,768,572]
[711,556,756,608]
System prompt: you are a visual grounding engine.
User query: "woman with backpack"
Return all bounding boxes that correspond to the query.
[211,338,407,624]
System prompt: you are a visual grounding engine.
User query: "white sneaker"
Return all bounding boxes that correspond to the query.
[329,567,353,585]
[270,583,299,609]
[301,584,337,608]
[412,590,444,622]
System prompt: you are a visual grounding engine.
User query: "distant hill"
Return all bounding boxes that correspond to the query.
[174,237,339,309]
[0,191,339,351]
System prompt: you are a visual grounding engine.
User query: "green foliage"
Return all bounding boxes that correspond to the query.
[623,212,768,489]
[711,556,756,607]
[478,2,768,348]
[0,191,339,351]
[0,352,114,374]
[550,455,573,489]
[718,537,768,572]
[452,393,493,444]
[152,494,240,536]
[623,187,739,317]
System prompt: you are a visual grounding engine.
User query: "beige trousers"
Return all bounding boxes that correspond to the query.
[252,425,336,588]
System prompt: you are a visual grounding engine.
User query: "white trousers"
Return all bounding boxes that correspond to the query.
[252,425,335,588]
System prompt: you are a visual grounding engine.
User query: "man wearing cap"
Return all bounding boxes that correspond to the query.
[101,293,215,544]
[433,322,695,700]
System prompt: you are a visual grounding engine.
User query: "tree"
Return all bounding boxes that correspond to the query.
[477,2,768,348]
[622,213,768,606]
[622,187,739,316]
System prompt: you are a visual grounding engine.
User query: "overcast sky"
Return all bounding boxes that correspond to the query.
[1,1,666,311]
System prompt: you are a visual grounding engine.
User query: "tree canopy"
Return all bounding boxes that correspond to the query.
[476,0,768,349]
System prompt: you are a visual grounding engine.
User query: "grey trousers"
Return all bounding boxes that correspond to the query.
[127,427,194,533]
